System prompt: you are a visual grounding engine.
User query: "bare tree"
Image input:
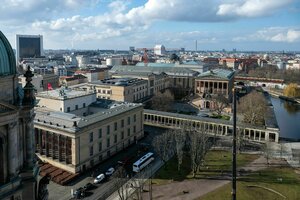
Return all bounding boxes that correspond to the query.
[238,90,268,125]
[111,167,130,200]
[152,131,175,166]
[211,93,229,115]
[237,129,247,154]
[151,89,174,111]
[189,130,212,177]
[262,142,273,165]
[174,130,186,171]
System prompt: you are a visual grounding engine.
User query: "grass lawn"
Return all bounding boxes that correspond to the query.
[210,113,231,120]
[152,150,259,185]
[199,167,300,200]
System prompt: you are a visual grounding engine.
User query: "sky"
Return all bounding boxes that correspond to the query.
[1,0,300,51]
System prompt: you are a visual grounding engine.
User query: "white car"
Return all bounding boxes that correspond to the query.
[105,167,115,176]
[94,173,105,184]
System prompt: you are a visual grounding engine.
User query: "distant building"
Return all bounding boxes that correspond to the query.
[194,69,235,109]
[111,71,169,96]
[106,57,123,67]
[76,55,90,68]
[54,66,68,76]
[154,44,166,55]
[42,74,59,90]
[16,34,43,63]
[111,65,199,97]
[75,68,109,82]
[59,74,88,87]
[34,88,143,174]
[76,78,149,102]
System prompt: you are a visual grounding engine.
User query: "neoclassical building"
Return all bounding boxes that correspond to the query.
[194,69,235,109]
[0,31,48,200]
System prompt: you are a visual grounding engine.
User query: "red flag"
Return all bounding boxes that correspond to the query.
[47,83,53,90]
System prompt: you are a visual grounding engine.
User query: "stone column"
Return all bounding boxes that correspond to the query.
[65,136,68,164]
[8,122,18,177]
[52,132,55,159]
[38,129,42,155]
[58,135,61,161]
[45,132,49,157]
[71,138,76,165]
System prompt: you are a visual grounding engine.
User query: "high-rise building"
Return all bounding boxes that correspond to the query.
[0,31,48,200]
[16,34,43,63]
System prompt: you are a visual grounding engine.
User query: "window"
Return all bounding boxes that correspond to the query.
[107,125,110,135]
[114,122,117,131]
[99,142,102,152]
[107,138,110,148]
[127,117,130,125]
[107,90,111,94]
[75,105,78,110]
[98,129,102,138]
[121,119,124,127]
[83,103,86,108]
[89,146,93,156]
[89,132,93,143]
[133,126,136,133]
[67,107,70,112]
[114,135,117,143]
[134,114,136,122]
[90,159,94,167]
[127,128,130,136]
[121,131,124,139]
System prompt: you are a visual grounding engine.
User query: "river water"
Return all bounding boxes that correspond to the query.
[271,97,300,140]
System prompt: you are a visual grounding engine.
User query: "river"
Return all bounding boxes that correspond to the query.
[271,97,300,140]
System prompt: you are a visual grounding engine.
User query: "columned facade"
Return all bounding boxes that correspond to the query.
[144,109,279,143]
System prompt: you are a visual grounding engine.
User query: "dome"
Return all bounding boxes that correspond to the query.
[0,31,16,76]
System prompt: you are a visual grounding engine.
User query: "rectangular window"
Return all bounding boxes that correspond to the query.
[133,126,136,133]
[107,125,110,135]
[107,138,110,148]
[67,107,70,112]
[114,135,117,143]
[98,142,102,152]
[89,132,93,143]
[83,103,86,108]
[98,129,102,138]
[75,105,78,110]
[134,114,136,122]
[121,131,124,139]
[127,128,130,136]
[114,122,117,131]
[121,119,124,127]
[89,146,93,156]
[127,117,130,125]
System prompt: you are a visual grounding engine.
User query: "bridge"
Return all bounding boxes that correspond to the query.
[143,109,279,143]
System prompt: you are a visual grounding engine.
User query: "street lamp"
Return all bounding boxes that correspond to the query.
[232,87,237,200]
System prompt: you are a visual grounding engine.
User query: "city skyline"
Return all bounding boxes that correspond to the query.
[1,0,300,51]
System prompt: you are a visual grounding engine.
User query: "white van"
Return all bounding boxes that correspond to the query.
[94,173,105,184]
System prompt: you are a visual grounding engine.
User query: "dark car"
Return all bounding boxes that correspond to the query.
[83,183,94,191]
[74,187,85,199]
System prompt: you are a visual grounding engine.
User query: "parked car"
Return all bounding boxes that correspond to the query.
[83,183,94,191]
[74,187,85,199]
[94,173,105,184]
[105,167,115,176]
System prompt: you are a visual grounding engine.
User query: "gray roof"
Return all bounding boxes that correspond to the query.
[34,102,143,133]
[111,65,199,77]
[197,69,235,80]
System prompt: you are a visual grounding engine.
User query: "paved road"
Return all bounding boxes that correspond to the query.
[47,127,165,200]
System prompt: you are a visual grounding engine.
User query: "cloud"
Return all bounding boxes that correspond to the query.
[0,0,296,49]
[217,0,293,17]
[232,27,300,43]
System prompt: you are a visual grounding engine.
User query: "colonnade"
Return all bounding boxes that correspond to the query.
[144,110,279,143]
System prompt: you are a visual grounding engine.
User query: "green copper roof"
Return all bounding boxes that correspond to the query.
[197,69,235,80]
[0,31,16,76]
